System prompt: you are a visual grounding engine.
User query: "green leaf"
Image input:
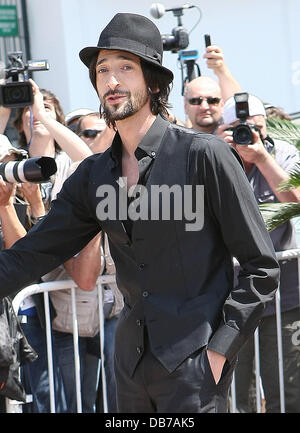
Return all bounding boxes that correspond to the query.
[266,118,300,148]
[259,202,300,231]
[278,162,300,191]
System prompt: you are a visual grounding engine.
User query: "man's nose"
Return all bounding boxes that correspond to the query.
[199,99,210,109]
[107,74,120,91]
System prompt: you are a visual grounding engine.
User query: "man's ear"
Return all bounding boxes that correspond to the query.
[184,98,189,115]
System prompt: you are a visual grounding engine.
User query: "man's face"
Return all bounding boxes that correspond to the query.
[184,81,223,133]
[79,116,106,151]
[95,49,150,123]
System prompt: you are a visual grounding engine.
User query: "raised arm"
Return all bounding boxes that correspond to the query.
[204,45,242,101]
[29,79,92,162]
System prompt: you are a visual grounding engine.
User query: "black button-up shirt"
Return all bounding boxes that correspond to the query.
[110,115,168,238]
[0,115,279,374]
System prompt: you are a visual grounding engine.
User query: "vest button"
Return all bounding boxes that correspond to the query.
[139,263,145,270]
[136,346,143,354]
[142,291,149,298]
[136,319,142,326]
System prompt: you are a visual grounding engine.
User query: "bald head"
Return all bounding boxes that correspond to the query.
[184,76,224,133]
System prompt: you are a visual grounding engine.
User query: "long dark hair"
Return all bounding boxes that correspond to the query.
[88,55,172,128]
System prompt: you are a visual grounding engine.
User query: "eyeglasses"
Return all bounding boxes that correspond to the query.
[187,97,221,106]
[78,129,103,139]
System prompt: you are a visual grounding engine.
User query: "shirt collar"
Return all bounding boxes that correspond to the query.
[110,114,169,163]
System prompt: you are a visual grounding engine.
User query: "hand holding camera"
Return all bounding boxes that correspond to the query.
[217,129,267,167]
[203,44,226,75]
[0,175,16,206]
[231,128,268,166]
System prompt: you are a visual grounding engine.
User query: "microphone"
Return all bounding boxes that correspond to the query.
[150,2,165,18]
[150,3,195,19]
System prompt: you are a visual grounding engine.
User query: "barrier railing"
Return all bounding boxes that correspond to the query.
[6,248,300,413]
[5,274,116,414]
[230,248,300,413]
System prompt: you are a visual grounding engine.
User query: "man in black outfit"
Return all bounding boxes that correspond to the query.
[0,13,279,412]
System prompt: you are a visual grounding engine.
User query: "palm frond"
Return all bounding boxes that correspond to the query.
[259,202,300,231]
[277,162,300,191]
[266,118,300,149]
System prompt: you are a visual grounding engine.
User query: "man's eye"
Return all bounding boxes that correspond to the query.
[97,67,107,73]
[122,65,132,71]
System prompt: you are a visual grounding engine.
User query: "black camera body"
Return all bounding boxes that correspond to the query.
[160,7,189,52]
[162,25,189,52]
[227,92,259,145]
[0,52,49,108]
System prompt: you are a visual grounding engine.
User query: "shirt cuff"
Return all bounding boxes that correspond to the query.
[207,323,247,363]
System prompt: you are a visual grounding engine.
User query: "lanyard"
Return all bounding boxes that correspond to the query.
[26,107,34,152]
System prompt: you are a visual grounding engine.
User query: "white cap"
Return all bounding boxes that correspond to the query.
[0,134,27,161]
[223,94,266,124]
[65,108,95,126]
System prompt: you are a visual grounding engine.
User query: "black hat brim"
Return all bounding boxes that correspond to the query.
[79,46,174,84]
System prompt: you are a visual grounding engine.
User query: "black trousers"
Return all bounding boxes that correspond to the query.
[115,329,236,413]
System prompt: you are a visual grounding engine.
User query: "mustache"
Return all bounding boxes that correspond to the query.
[103,89,130,99]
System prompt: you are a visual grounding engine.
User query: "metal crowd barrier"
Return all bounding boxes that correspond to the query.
[230,248,300,413]
[5,248,300,413]
[5,274,116,414]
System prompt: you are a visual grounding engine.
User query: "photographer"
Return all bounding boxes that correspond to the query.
[0,82,95,412]
[221,94,300,413]
[0,134,44,412]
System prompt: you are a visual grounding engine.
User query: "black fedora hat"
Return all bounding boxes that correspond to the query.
[79,13,173,83]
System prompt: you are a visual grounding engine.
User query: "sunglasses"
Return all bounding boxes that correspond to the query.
[78,129,103,139]
[188,97,221,106]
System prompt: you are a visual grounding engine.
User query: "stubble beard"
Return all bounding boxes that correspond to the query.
[194,114,219,133]
[102,89,149,124]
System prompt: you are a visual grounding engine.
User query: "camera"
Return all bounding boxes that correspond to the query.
[162,25,189,52]
[150,3,190,52]
[227,93,259,145]
[0,52,49,108]
[0,156,57,183]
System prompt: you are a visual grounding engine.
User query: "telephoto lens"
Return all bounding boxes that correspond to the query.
[0,156,57,183]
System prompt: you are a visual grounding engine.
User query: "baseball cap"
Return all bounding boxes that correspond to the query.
[65,108,95,126]
[0,134,27,161]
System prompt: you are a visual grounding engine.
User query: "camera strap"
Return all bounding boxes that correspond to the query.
[26,107,34,151]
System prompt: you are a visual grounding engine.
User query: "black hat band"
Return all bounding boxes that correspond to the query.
[98,37,162,64]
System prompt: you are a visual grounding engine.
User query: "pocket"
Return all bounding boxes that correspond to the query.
[203,349,237,387]
[202,348,218,386]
